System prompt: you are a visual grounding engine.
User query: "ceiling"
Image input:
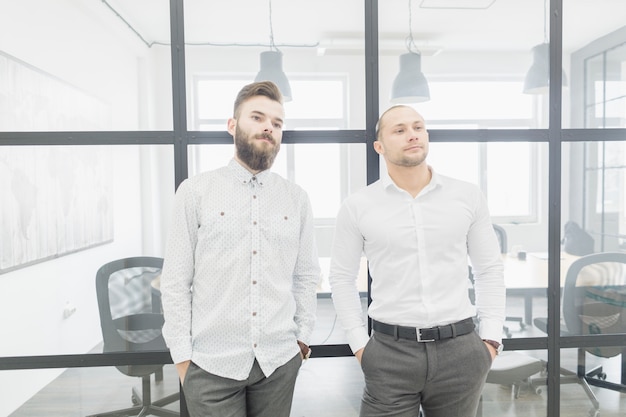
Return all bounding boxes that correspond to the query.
[101,0,626,56]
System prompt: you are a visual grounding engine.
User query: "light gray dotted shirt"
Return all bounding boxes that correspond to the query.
[161,158,320,380]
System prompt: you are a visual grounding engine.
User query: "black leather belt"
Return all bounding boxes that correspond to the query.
[372,318,475,342]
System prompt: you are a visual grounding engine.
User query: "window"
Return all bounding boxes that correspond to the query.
[193,75,347,131]
[581,42,626,251]
[419,81,539,223]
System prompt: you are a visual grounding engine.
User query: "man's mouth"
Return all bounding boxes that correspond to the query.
[256,134,274,144]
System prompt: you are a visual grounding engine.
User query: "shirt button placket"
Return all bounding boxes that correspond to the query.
[250,178,261,350]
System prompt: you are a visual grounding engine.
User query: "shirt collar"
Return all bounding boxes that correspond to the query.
[228,158,270,186]
[380,165,442,194]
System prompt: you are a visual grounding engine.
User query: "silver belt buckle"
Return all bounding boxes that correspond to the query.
[416,328,435,342]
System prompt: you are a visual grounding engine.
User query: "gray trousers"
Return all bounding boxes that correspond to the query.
[360,330,492,417]
[182,354,302,417]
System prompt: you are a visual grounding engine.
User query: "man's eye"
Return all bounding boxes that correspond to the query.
[273,123,283,129]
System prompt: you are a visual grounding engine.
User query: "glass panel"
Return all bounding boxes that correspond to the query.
[559,348,626,417]
[292,357,364,416]
[184,0,366,130]
[188,143,367,220]
[187,142,368,264]
[187,142,367,347]
[429,142,545,225]
[480,350,547,416]
[378,0,547,128]
[0,0,172,131]
[412,82,535,129]
[583,48,626,130]
[566,2,626,129]
[427,141,548,339]
[193,77,348,131]
[429,142,536,220]
[584,54,605,129]
[311,296,368,346]
[565,141,626,253]
[561,140,626,416]
[0,145,175,358]
[3,365,180,416]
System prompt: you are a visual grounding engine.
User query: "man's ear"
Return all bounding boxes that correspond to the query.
[373,140,384,155]
[227,118,236,136]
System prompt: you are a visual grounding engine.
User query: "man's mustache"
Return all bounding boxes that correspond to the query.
[255,133,275,144]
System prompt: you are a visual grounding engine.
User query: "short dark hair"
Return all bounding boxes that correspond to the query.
[233,81,283,118]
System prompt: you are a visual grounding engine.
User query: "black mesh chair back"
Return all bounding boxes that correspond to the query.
[90,256,178,417]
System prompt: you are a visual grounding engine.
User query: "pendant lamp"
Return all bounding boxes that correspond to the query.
[390,0,430,104]
[523,42,568,94]
[255,50,292,101]
[254,0,292,101]
[391,52,430,103]
[523,0,568,94]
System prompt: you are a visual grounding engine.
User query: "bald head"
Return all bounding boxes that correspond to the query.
[376,105,427,141]
[373,105,429,169]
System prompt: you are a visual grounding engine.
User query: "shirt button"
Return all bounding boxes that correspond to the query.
[252,280,257,285]
[252,312,257,316]
[253,195,257,199]
[253,221,257,225]
[252,250,257,255]
[254,343,257,348]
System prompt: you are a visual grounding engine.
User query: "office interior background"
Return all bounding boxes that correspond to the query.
[1,0,625,416]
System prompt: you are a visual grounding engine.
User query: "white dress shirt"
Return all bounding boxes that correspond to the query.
[329,167,505,353]
[161,159,320,380]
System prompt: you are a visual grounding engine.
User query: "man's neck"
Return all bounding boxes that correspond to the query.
[387,163,432,198]
[234,155,262,175]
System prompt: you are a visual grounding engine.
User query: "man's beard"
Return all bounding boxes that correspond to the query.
[395,153,427,167]
[387,149,428,168]
[234,124,280,172]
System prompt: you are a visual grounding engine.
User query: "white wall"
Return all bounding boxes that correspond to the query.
[0,146,147,416]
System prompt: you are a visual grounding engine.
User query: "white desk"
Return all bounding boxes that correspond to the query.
[503,252,579,324]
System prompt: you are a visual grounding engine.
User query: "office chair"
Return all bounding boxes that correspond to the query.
[533,252,626,417]
[477,351,546,417]
[89,256,179,417]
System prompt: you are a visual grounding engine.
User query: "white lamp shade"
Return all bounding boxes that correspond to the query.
[390,52,430,104]
[254,50,292,102]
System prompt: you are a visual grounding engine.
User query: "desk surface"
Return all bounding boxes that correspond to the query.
[503,252,580,290]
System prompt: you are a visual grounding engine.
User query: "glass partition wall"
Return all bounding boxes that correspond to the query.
[1,1,626,416]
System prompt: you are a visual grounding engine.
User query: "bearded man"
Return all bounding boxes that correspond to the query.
[161,81,320,417]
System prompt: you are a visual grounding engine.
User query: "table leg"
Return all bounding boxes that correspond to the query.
[524,294,533,325]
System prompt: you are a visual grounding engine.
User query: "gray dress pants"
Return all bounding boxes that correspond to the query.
[182,353,302,417]
[360,330,492,417]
